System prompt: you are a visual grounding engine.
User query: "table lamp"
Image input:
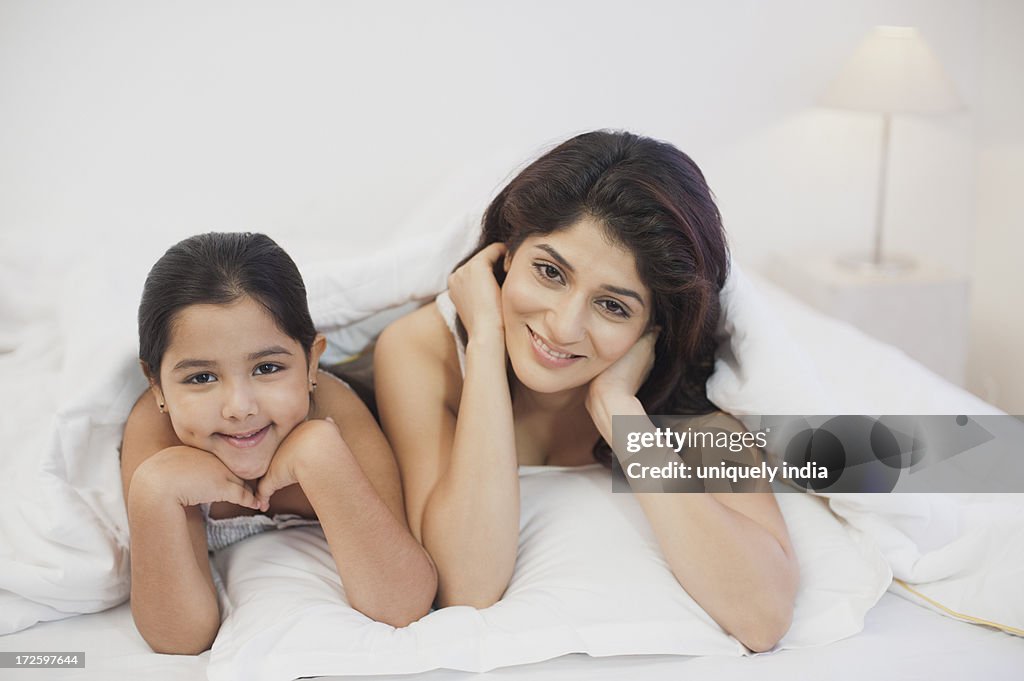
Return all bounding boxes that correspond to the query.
[820,26,963,272]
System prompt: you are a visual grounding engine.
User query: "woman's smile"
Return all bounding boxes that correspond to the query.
[527,325,584,367]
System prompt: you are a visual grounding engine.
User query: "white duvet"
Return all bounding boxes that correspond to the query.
[0,215,1020,649]
[721,270,1022,636]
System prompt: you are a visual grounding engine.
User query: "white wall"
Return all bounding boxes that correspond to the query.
[1,0,1015,406]
[968,0,1024,412]
[0,1,980,259]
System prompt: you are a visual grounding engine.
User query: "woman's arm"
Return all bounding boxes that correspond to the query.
[254,373,437,626]
[585,337,799,653]
[121,395,261,654]
[375,253,521,608]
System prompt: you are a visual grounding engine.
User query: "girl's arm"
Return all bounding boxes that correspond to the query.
[585,335,799,653]
[254,372,437,626]
[121,395,262,655]
[374,245,521,608]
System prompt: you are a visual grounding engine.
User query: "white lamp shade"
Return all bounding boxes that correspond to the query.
[820,26,963,114]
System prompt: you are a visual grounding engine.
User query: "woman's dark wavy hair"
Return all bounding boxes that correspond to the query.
[138,232,317,382]
[456,130,730,463]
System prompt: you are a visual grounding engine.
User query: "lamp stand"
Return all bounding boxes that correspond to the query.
[838,112,915,273]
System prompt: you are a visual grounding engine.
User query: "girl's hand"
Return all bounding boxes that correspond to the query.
[587,330,658,406]
[447,242,508,339]
[254,417,348,512]
[132,446,262,511]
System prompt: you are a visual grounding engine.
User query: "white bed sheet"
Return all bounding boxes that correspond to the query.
[2,593,1021,681]
[0,602,208,681]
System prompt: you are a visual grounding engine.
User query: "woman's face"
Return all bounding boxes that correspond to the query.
[152,296,319,481]
[501,217,652,395]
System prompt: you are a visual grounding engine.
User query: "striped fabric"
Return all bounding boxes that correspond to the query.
[203,508,320,552]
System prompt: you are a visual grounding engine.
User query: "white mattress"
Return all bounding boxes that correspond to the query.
[1,592,1021,681]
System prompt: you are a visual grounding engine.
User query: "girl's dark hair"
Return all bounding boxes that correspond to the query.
[138,232,317,382]
[458,130,730,463]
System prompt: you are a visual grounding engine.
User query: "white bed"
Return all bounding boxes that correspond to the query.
[2,592,1022,681]
[1,231,1021,680]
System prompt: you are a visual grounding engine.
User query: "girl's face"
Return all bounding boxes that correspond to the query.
[150,296,322,481]
[501,217,652,395]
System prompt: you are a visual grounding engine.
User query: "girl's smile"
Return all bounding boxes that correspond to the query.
[216,424,271,448]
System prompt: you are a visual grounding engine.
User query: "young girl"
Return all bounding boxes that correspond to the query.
[120,232,436,654]
[374,131,799,652]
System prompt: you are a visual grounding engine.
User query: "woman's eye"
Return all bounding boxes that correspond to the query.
[533,262,564,283]
[186,372,216,385]
[253,363,281,376]
[599,299,630,318]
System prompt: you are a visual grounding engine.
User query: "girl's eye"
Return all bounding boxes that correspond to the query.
[533,262,565,284]
[254,363,281,376]
[186,372,217,385]
[598,299,630,319]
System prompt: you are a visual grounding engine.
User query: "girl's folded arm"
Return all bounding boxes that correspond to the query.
[121,394,220,655]
[286,372,439,626]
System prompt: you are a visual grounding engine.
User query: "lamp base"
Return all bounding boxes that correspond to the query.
[836,253,916,275]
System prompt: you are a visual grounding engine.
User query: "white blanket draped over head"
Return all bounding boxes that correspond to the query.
[0,214,1018,637]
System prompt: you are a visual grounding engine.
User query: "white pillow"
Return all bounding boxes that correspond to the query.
[706,262,839,417]
[206,466,890,681]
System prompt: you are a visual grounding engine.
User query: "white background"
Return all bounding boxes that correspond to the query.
[1,0,1021,411]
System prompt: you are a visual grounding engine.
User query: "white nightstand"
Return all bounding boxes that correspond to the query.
[761,255,970,386]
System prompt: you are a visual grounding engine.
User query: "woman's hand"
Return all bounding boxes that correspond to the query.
[447,242,508,340]
[254,417,349,512]
[130,446,263,511]
[585,329,659,453]
[587,330,658,406]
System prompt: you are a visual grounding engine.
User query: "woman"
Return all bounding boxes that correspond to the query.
[374,130,798,652]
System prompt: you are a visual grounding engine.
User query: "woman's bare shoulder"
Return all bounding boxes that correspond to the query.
[379,302,459,368]
[375,301,463,408]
